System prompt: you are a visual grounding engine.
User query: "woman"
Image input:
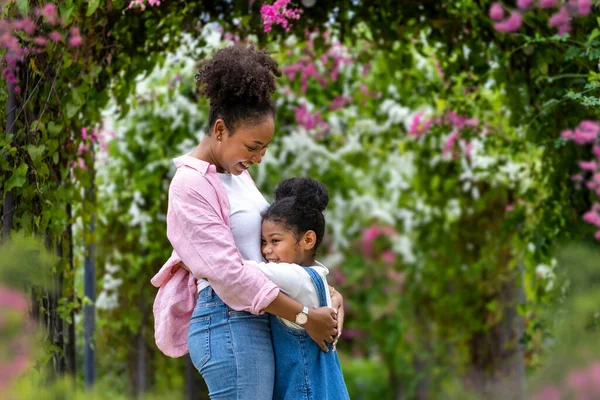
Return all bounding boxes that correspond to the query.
[151,45,343,399]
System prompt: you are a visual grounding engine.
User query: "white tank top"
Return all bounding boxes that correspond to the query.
[197,172,270,292]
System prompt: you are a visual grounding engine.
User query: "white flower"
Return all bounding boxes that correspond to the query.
[96,291,119,310]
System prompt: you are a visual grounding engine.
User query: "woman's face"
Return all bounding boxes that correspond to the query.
[215,115,274,175]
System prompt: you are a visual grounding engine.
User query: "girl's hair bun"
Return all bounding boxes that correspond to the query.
[274,177,329,213]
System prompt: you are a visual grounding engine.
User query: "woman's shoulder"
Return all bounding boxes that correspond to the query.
[170,165,223,202]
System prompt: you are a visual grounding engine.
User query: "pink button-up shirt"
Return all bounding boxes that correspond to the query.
[151,155,280,358]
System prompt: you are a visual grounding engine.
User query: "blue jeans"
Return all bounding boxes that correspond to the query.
[188,286,275,399]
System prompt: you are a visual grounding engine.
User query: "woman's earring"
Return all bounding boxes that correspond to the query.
[217,135,222,140]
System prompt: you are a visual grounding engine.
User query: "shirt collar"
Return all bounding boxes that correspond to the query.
[173,154,217,176]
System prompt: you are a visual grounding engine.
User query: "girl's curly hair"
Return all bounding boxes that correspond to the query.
[195,44,282,135]
[262,177,330,254]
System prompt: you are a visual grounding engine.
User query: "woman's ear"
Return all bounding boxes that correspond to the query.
[301,230,317,251]
[213,119,227,139]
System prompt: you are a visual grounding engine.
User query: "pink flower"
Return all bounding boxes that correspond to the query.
[148,0,161,5]
[489,3,504,21]
[579,161,597,171]
[443,131,460,156]
[382,250,396,265]
[583,210,600,227]
[593,145,600,160]
[572,121,599,144]
[567,369,591,394]
[446,111,466,128]
[495,12,523,32]
[577,0,592,16]
[68,35,82,47]
[596,231,600,241]
[294,103,329,133]
[0,287,28,313]
[561,129,574,140]
[331,269,346,286]
[465,118,479,127]
[549,7,569,27]
[261,0,303,33]
[41,4,59,25]
[128,0,146,10]
[517,0,534,8]
[408,113,432,137]
[81,127,88,140]
[329,95,351,111]
[465,141,473,158]
[361,225,380,256]
[539,0,557,8]
[505,204,515,212]
[48,31,61,42]
[588,361,600,389]
[33,37,47,46]
[572,173,584,183]
[68,27,82,47]
[530,385,561,400]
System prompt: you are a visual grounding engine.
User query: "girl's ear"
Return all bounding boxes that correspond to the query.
[301,230,317,251]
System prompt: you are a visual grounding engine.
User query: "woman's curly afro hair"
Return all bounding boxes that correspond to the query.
[195,44,282,135]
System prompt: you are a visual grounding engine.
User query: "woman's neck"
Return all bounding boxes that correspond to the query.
[191,137,226,173]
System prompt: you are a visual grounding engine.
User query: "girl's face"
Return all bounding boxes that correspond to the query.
[261,220,316,266]
[214,116,274,175]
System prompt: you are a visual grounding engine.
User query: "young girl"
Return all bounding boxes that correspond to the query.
[254,177,350,400]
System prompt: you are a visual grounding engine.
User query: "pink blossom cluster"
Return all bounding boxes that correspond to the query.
[72,127,111,172]
[530,360,600,400]
[410,110,480,159]
[283,60,327,93]
[0,4,83,92]
[329,95,352,111]
[361,224,398,261]
[260,0,303,33]
[128,0,161,11]
[294,103,329,136]
[282,34,353,93]
[561,120,600,240]
[0,286,32,392]
[408,112,433,137]
[490,0,594,35]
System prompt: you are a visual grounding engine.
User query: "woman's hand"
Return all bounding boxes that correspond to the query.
[304,306,338,352]
[329,286,344,349]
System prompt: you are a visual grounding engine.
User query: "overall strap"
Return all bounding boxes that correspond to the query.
[305,267,328,308]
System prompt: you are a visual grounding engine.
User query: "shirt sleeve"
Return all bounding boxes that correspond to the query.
[248,261,315,301]
[166,168,280,314]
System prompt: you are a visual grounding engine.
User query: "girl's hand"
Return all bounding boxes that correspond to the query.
[304,306,338,352]
[329,286,344,349]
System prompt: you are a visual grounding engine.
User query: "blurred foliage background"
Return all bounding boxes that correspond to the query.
[2,0,600,399]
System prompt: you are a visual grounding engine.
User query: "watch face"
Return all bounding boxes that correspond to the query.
[296,313,308,325]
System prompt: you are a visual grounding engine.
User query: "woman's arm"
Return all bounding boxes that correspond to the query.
[167,171,278,313]
[264,294,337,352]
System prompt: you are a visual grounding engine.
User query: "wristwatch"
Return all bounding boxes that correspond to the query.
[295,306,309,326]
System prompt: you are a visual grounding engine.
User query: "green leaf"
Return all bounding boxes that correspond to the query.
[4,163,29,192]
[59,2,75,26]
[87,0,101,16]
[17,0,28,15]
[47,122,63,136]
[66,102,80,119]
[27,144,46,166]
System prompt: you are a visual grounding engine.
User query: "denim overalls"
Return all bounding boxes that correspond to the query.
[270,267,351,400]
